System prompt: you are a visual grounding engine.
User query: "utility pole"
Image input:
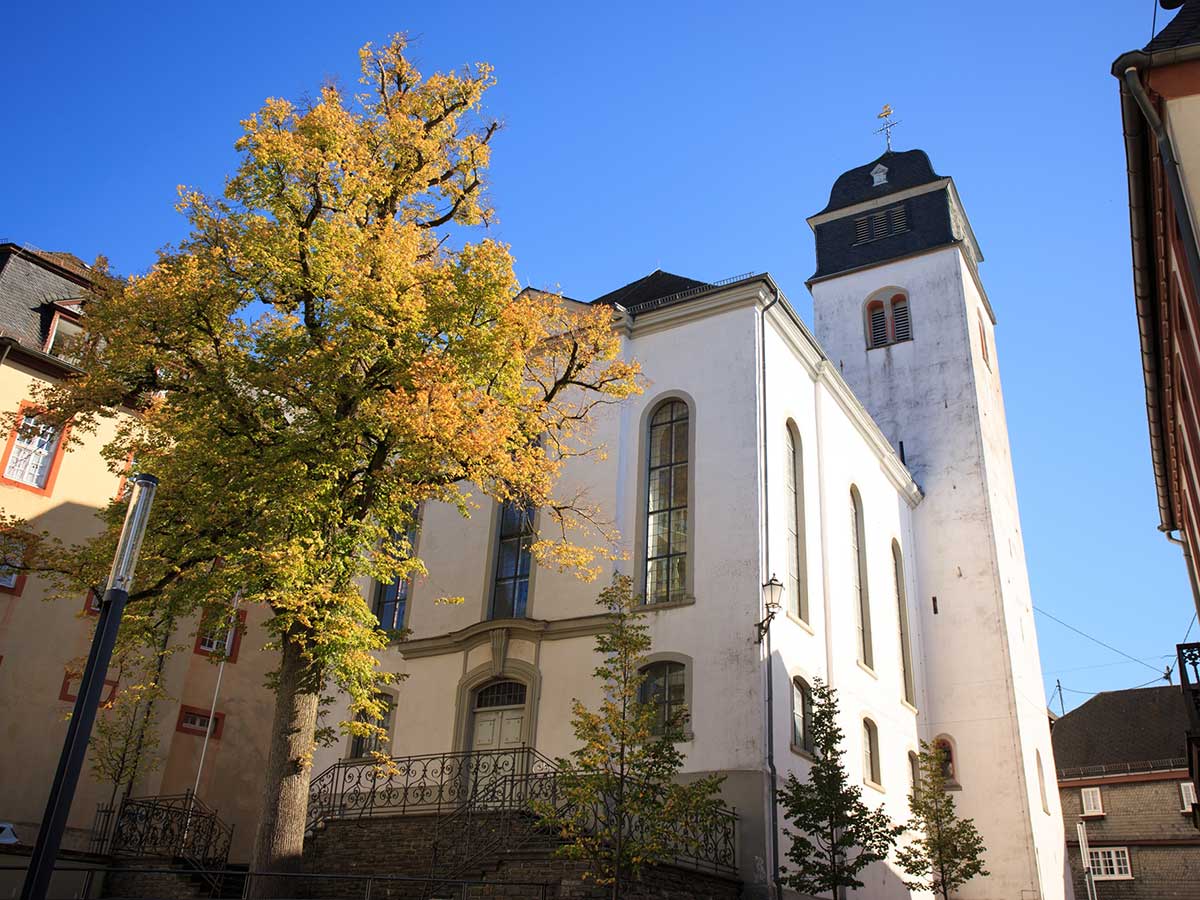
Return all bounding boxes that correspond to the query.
[21,474,158,900]
[1056,679,1067,716]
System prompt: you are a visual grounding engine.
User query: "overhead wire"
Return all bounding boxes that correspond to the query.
[1034,606,1163,675]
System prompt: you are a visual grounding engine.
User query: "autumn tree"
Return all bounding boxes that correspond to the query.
[897,741,989,899]
[541,575,726,899]
[18,35,640,891]
[777,678,902,898]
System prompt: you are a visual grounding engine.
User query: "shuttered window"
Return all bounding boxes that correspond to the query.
[868,303,888,348]
[852,203,908,244]
[892,299,911,342]
[865,292,913,349]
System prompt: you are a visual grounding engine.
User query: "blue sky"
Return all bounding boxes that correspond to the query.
[0,1,1188,709]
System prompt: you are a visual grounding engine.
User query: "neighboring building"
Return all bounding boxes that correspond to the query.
[1113,0,1200,806]
[1053,687,1200,898]
[311,149,1068,899]
[0,242,274,861]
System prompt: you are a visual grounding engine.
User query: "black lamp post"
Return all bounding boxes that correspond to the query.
[21,473,158,900]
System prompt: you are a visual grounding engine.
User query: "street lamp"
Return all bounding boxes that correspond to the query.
[757,574,784,643]
[22,474,158,900]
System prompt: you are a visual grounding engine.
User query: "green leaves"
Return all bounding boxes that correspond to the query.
[542,575,727,894]
[896,742,989,899]
[777,678,903,897]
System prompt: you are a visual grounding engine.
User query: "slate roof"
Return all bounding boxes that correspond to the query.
[814,149,944,217]
[1051,686,1188,770]
[0,244,93,355]
[1146,1,1200,53]
[591,269,708,310]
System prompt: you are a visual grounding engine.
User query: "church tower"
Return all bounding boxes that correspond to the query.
[807,149,1066,899]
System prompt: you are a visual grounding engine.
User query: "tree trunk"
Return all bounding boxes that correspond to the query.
[246,634,321,899]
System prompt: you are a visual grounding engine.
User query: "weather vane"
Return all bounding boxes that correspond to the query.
[874,104,901,151]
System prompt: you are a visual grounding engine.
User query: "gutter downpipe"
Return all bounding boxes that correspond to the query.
[759,281,783,900]
[1122,65,1200,537]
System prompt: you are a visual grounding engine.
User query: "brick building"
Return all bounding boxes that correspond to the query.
[1053,686,1200,897]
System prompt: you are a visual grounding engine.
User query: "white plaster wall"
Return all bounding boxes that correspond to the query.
[761,309,925,897]
[811,243,1067,900]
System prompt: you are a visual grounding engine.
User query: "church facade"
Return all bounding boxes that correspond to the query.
[312,149,1067,899]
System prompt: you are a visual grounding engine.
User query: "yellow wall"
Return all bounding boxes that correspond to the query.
[0,356,276,861]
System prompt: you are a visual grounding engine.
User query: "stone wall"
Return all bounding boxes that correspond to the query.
[301,812,740,900]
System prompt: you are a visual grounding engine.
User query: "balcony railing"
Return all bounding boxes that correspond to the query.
[306,746,737,875]
[90,790,234,879]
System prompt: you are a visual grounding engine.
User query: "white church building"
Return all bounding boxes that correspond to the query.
[311,149,1068,899]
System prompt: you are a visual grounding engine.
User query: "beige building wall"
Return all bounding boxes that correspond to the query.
[0,351,276,862]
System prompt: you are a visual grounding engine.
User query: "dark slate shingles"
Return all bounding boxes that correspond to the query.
[1051,686,1188,770]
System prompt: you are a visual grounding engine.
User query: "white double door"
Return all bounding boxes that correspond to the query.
[469,704,526,802]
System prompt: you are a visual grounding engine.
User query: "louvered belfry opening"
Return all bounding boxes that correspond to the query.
[852,202,909,245]
[865,291,913,349]
[868,301,889,348]
[891,295,911,342]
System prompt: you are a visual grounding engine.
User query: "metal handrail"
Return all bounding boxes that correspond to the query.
[90,789,234,880]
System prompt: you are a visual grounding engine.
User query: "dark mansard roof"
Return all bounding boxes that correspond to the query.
[1051,686,1188,771]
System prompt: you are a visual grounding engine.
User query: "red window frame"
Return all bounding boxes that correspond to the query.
[42,309,83,359]
[176,704,224,739]
[0,569,27,596]
[0,401,69,497]
[59,670,119,705]
[192,609,247,663]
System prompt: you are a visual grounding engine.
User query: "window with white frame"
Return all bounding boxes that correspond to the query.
[0,538,23,589]
[198,621,235,655]
[181,710,214,732]
[4,413,62,489]
[1088,847,1131,880]
[1181,781,1197,812]
[1081,786,1104,816]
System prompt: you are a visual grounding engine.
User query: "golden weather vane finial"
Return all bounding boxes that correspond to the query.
[874,104,901,152]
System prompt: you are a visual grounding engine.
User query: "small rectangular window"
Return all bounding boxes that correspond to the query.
[176,705,224,739]
[1081,786,1104,816]
[1088,847,1131,880]
[1182,781,1197,812]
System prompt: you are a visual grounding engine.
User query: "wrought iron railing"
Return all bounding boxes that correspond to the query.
[308,746,738,877]
[1179,643,1200,732]
[91,790,234,873]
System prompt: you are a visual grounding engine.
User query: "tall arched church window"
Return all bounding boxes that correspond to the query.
[1036,750,1050,813]
[863,718,881,785]
[646,400,689,604]
[785,423,808,622]
[792,677,814,754]
[850,487,873,667]
[893,541,914,704]
[977,310,991,369]
[864,291,913,349]
[490,502,534,619]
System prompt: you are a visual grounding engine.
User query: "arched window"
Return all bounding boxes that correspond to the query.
[864,291,913,349]
[978,310,990,369]
[785,423,808,622]
[490,502,534,619]
[863,718,881,785]
[893,541,914,704]
[934,735,959,787]
[908,751,921,793]
[1037,750,1050,814]
[850,487,873,667]
[639,660,687,736]
[792,677,814,754]
[646,399,689,605]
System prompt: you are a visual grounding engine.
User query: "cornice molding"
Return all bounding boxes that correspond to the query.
[399,613,611,659]
[805,179,950,228]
